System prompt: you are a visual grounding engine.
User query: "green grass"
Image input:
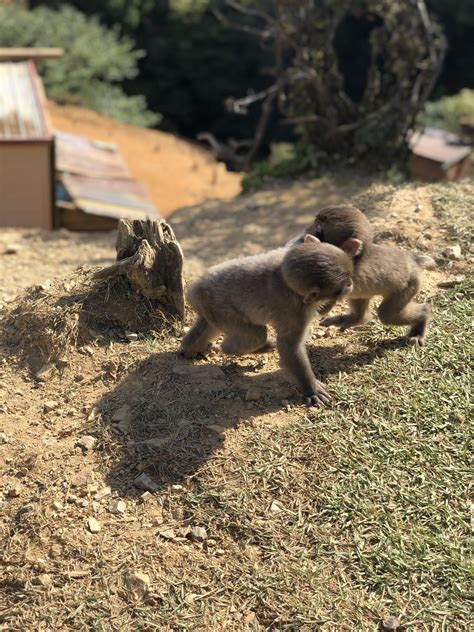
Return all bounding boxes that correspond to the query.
[184,280,473,629]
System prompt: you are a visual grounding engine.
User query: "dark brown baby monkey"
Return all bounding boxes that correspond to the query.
[292,206,435,346]
[181,239,354,406]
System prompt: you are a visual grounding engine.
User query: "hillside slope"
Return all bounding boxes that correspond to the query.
[48,101,241,217]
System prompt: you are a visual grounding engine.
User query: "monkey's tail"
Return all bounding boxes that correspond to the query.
[412,253,437,270]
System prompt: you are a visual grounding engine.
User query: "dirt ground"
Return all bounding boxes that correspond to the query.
[0,177,471,629]
[48,101,242,217]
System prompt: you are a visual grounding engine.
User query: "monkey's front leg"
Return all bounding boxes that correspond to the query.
[320,298,370,331]
[277,335,331,406]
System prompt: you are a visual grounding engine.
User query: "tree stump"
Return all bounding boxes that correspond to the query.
[95,219,185,318]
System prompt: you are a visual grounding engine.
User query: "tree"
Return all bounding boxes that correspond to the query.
[220,0,447,166]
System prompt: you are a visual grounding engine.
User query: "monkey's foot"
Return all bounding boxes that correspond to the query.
[320,315,353,331]
[407,335,426,347]
[305,383,331,407]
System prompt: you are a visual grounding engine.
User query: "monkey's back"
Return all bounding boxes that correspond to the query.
[188,248,303,326]
[352,244,421,298]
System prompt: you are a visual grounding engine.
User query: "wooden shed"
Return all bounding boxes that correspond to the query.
[0,60,55,229]
[408,127,471,181]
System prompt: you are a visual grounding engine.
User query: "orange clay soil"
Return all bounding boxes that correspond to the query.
[47,101,242,217]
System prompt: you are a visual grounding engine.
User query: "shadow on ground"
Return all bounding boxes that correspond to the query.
[96,332,400,497]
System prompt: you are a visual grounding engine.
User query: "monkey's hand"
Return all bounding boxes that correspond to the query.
[320,314,353,331]
[305,381,331,407]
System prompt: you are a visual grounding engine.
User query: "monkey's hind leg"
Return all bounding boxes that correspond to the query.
[377,288,431,347]
[221,323,269,355]
[320,298,370,331]
[181,316,220,358]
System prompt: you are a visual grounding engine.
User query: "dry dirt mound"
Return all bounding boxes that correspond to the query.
[48,101,242,217]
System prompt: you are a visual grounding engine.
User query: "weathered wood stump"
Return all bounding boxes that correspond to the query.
[95,219,185,318]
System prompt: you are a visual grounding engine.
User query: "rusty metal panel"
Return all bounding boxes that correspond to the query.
[0,61,51,140]
[55,131,130,179]
[409,127,471,170]
[61,173,158,220]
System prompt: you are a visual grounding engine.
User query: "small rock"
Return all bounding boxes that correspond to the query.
[4,244,21,255]
[125,331,138,342]
[158,527,176,540]
[382,616,401,630]
[442,245,462,260]
[150,509,164,525]
[87,517,101,533]
[189,526,207,542]
[7,484,21,498]
[112,405,130,423]
[269,500,285,513]
[52,501,64,511]
[94,486,112,501]
[438,274,466,288]
[110,499,126,514]
[43,400,59,413]
[124,570,150,598]
[70,469,94,488]
[245,387,262,401]
[207,424,226,434]
[0,432,9,444]
[76,435,96,452]
[139,491,153,503]
[134,473,159,493]
[35,573,53,588]
[170,484,183,491]
[35,364,54,382]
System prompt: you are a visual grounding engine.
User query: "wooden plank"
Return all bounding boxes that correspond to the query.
[0,48,64,60]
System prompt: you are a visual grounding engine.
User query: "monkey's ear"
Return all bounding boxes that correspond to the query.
[303,234,320,244]
[341,238,363,257]
[303,286,321,304]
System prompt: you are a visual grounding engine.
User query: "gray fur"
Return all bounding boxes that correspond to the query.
[182,243,353,406]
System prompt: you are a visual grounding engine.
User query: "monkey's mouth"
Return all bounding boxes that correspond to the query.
[304,219,323,240]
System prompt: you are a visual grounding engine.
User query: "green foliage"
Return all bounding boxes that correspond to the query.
[0,4,159,126]
[419,89,474,133]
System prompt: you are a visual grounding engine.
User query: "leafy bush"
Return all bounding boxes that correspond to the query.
[0,5,160,126]
[419,89,474,133]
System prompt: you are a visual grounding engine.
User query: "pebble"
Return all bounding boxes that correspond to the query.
[4,244,21,255]
[245,387,262,401]
[139,491,153,503]
[125,331,138,341]
[442,245,462,260]
[35,364,54,382]
[43,400,59,413]
[270,500,285,513]
[0,432,9,444]
[134,473,159,493]
[87,517,101,533]
[35,573,53,588]
[94,486,112,501]
[382,616,400,630]
[124,570,150,597]
[189,526,207,542]
[438,274,466,288]
[110,499,126,514]
[7,484,21,498]
[158,527,176,540]
[76,435,96,452]
[52,501,64,511]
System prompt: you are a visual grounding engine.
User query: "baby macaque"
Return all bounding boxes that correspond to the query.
[294,205,435,346]
[181,240,354,406]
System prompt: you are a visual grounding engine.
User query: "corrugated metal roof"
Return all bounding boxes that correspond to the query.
[409,127,471,169]
[0,61,50,140]
[55,131,130,179]
[61,173,158,221]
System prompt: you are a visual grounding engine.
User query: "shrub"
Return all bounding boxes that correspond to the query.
[0,4,160,126]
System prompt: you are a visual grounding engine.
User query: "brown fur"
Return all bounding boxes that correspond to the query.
[182,243,354,406]
[302,206,435,346]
